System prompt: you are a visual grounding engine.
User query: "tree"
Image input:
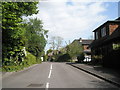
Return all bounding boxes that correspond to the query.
[56,36,63,50]
[49,36,56,50]
[66,40,83,59]
[2,2,38,66]
[49,36,63,50]
[24,18,48,61]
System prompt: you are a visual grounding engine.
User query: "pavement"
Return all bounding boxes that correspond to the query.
[68,63,120,88]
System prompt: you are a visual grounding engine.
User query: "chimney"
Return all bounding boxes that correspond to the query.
[79,38,82,42]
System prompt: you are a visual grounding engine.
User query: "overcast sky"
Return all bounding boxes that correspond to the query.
[27,0,119,50]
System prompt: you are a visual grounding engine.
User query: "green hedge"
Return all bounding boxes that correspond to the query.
[2,52,38,72]
[56,53,71,62]
[24,52,37,66]
[77,53,85,63]
[2,65,24,72]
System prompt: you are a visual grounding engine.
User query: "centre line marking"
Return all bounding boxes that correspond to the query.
[48,70,52,78]
[46,82,49,88]
[48,64,53,78]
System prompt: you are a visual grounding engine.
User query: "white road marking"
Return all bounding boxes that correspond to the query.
[48,69,52,78]
[48,64,53,78]
[46,82,49,88]
[46,64,52,89]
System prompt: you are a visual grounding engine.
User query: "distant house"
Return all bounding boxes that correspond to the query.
[79,38,93,62]
[90,17,120,68]
[73,38,93,62]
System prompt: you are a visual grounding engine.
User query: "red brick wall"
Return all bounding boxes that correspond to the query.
[83,45,89,50]
[109,24,119,35]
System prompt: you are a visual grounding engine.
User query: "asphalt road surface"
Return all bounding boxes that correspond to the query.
[2,62,120,89]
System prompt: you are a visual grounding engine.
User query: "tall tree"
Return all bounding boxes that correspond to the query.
[2,2,38,65]
[24,18,48,60]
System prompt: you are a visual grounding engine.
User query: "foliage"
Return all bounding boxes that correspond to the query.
[24,18,48,60]
[2,2,39,71]
[23,52,37,66]
[93,55,103,60]
[56,53,71,62]
[47,49,53,55]
[55,36,63,50]
[43,55,48,61]
[49,36,63,50]
[66,40,83,59]
[91,55,103,65]
[113,43,120,50]
[2,52,37,72]
[2,66,24,72]
[77,53,85,63]
[47,40,84,62]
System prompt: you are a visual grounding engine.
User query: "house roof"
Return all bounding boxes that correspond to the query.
[90,17,120,48]
[81,40,93,45]
[72,39,93,45]
[93,18,120,32]
[116,17,120,20]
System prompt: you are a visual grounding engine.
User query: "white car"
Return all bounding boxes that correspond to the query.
[83,56,91,62]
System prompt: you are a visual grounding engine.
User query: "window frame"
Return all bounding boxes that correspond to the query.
[101,27,106,37]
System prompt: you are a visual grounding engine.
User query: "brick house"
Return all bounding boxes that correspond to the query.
[90,17,120,68]
[79,38,93,62]
[73,38,93,62]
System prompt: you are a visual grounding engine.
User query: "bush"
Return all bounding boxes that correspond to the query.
[77,53,85,63]
[2,51,37,72]
[36,57,42,63]
[2,66,24,72]
[43,55,48,61]
[24,52,37,66]
[56,53,71,62]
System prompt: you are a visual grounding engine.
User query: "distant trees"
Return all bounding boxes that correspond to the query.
[49,36,56,50]
[46,39,84,62]
[56,36,63,50]
[49,36,63,50]
[45,36,64,62]
[66,40,84,59]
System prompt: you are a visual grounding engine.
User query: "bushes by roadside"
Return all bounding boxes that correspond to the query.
[77,53,85,63]
[2,52,39,72]
[53,53,71,62]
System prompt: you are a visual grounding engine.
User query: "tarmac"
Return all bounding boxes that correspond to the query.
[1,62,120,88]
[68,63,120,88]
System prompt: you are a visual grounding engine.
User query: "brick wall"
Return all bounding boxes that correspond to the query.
[83,45,89,50]
[109,24,119,35]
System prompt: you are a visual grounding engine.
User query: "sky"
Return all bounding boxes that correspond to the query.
[27,0,119,51]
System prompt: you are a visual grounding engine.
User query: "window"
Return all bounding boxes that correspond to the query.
[95,32,98,39]
[101,27,106,37]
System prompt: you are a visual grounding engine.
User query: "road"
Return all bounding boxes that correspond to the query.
[2,62,119,89]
